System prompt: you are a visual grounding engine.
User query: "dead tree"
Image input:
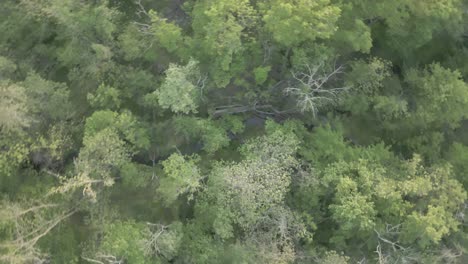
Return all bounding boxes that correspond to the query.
[373,224,417,264]
[284,62,350,117]
[0,201,77,263]
[142,222,169,257]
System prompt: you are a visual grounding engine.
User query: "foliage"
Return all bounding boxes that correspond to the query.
[98,221,149,264]
[87,83,122,110]
[1,0,467,263]
[150,59,203,114]
[158,153,202,205]
[260,0,341,46]
[0,82,30,133]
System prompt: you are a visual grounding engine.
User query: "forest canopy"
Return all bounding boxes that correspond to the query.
[0,0,467,263]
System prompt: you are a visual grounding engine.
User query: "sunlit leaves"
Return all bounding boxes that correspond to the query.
[51,128,129,201]
[261,0,340,46]
[150,59,203,114]
[404,63,468,129]
[87,83,121,110]
[158,153,202,205]
[201,121,300,238]
[21,73,73,123]
[172,116,232,154]
[98,221,149,264]
[0,82,30,133]
[191,0,256,87]
[84,110,150,150]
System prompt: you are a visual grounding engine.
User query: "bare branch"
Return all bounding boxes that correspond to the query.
[143,223,168,256]
[135,0,150,18]
[374,229,406,252]
[285,62,350,116]
[1,201,77,263]
[81,255,105,264]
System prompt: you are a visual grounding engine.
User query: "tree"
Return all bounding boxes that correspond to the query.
[260,0,341,46]
[172,116,243,154]
[87,83,122,110]
[142,222,183,261]
[339,0,464,56]
[1,0,468,262]
[132,6,185,56]
[285,62,349,116]
[0,56,16,79]
[194,121,309,262]
[404,63,468,130]
[21,73,73,124]
[0,200,76,263]
[148,59,205,114]
[0,82,30,133]
[445,142,468,189]
[190,0,256,87]
[331,12,372,54]
[50,128,129,202]
[157,153,202,206]
[84,110,150,151]
[313,150,465,252]
[83,220,149,264]
[0,81,32,178]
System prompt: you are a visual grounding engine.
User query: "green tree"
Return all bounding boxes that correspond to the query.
[260,0,341,46]
[85,221,149,264]
[148,59,204,114]
[0,82,30,133]
[50,128,129,202]
[157,153,202,205]
[190,0,256,87]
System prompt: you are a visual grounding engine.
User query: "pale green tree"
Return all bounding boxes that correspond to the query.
[190,0,256,87]
[157,153,203,205]
[0,200,76,264]
[50,128,129,202]
[150,59,204,114]
[0,82,30,133]
[260,0,341,46]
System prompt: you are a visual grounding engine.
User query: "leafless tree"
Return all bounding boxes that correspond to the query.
[142,222,169,256]
[437,246,464,264]
[0,201,77,263]
[285,62,350,117]
[372,224,429,264]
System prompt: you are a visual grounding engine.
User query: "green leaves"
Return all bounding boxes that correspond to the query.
[1,0,468,262]
[261,0,341,46]
[0,82,30,133]
[87,83,122,110]
[198,121,300,238]
[147,10,185,54]
[22,73,73,123]
[401,205,456,248]
[321,161,380,242]
[99,221,149,264]
[312,148,466,249]
[158,153,202,205]
[0,56,16,78]
[78,128,130,179]
[150,59,203,114]
[253,66,271,85]
[404,63,468,129]
[172,116,233,154]
[446,142,468,188]
[52,128,129,201]
[191,0,255,87]
[84,110,150,150]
